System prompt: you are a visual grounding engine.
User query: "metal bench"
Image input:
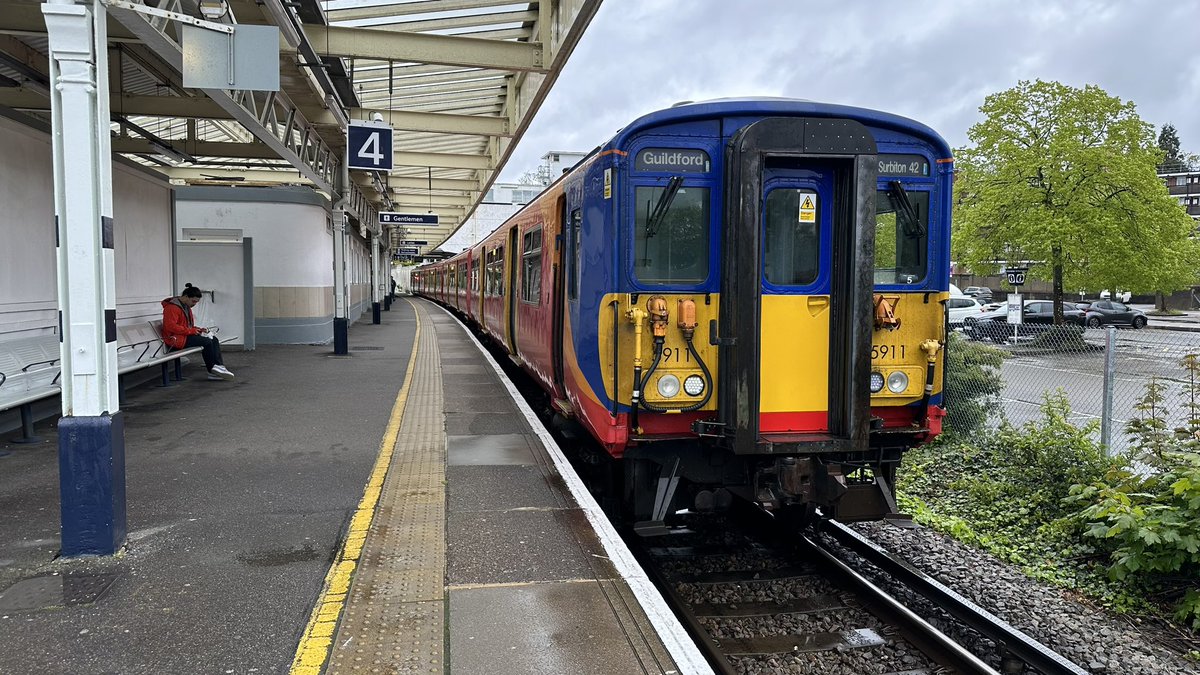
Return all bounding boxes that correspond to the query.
[1,321,237,443]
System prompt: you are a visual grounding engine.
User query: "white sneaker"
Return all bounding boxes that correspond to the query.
[207,373,224,381]
[210,365,235,380]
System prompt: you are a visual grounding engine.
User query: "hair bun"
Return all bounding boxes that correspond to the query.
[184,283,193,288]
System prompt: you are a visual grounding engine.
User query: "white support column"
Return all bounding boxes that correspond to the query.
[333,208,349,354]
[43,0,126,556]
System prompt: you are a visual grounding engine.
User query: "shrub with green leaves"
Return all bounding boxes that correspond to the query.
[1068,364,1200,629]
[899,392,1115,584]
[942,331,1006,436]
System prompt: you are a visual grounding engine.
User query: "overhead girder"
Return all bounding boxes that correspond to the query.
[2,0,601,249]
[301,25,546,72]
[324,0,529,23]
[346,9,538,32]
[105,4,344,196]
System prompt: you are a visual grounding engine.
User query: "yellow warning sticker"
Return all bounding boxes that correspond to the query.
[798,193,817,223]
[604,168,612,199]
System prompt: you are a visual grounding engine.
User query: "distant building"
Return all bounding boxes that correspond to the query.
[1160,169,1200,220]
[439,150,588,253]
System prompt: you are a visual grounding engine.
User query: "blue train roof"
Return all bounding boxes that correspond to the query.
[607,97,953,157]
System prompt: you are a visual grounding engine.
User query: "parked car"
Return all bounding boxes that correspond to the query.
[946,295,983,328]
[963,286,994,302]
[963,300,1085,342]
[980,301,1004,313]
[1081,300,1148,329]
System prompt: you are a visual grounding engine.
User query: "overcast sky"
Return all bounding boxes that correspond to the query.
[497,0,1200,182]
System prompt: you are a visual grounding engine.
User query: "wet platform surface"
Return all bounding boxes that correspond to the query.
[318,300,684,674]
[0,301,417,674]
[0,297,696,674]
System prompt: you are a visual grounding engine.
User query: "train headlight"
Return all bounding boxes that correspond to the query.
[887,371,909,394]
[869,371,885,393]
[683,375,705,397]
[657,374,681,398]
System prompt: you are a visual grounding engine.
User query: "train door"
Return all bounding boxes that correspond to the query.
[551,197,567,391]
[505,227,519,353]
[758,171,833,433]
[718,117,877,455]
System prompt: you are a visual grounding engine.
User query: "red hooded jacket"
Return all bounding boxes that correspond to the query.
[161,297,202,349]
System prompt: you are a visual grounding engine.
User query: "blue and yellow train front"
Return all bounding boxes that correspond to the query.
[560,101,953,521]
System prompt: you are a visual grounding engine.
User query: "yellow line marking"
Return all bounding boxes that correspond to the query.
[289,300,421,675]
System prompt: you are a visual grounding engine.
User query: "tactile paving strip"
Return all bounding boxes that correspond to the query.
[329,301,447,674]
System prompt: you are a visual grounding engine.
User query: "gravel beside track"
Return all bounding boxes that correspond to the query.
[841,521,1200,674]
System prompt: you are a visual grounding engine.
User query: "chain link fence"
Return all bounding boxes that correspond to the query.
[945,320,1200,458]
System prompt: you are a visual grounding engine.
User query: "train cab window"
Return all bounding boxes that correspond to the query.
[875,183,929,285]
[633,184,709,284]
[521,229,542,304]
[763,189,820,286]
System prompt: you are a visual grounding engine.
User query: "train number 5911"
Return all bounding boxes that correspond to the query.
[871,344,906,361]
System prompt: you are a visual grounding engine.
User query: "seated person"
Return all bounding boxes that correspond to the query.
[161,284,234,381]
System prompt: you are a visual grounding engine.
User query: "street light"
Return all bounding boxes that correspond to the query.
[197,0,228,20]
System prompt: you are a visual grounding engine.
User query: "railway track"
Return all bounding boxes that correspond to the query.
[629,508,1091,675]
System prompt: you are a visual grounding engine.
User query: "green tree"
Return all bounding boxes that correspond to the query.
[1158,123,1185,173]
[954,80,1200,322]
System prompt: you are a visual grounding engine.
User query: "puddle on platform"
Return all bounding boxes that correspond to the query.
[0,572,118,612]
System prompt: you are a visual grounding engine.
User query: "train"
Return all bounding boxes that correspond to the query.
[413,98,952,525]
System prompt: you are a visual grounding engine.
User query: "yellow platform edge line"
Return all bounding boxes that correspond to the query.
[289,300,422,675]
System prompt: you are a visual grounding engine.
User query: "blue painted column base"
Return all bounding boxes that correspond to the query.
[334,317,348,355]
[372,301,381,325]
[383,294,392,311]
[58,412,127,556]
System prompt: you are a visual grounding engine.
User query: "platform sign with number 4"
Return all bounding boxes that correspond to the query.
[347,120,393,172]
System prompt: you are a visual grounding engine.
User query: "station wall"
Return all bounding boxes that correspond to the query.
[0,115,173,340]
[174,186,373,344]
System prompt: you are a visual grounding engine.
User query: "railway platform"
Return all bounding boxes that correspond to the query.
[0,297,701,674]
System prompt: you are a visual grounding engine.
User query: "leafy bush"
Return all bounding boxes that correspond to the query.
[1028,324,1092,351]
[899,392,1115,584]
[942,331,1006,435]
[1068,362,1200,629]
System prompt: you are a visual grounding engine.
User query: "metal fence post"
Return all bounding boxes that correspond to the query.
[1101,325,1117,453]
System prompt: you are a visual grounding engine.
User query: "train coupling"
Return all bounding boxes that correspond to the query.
[756,457,848,508]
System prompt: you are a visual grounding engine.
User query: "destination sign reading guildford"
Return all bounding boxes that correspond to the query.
[635,148,711,173]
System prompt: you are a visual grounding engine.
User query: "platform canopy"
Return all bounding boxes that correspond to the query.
[0,0,601,251]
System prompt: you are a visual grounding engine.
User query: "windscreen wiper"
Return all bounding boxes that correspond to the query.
[645,175,684,238]
[887,180,925,238]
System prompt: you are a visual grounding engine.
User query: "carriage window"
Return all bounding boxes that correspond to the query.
[763,189,820,286]
[874,185,929,285]
[568,209,582,300]
[634,184,709,284]
[495,245,506,296]
[521,229,542,304]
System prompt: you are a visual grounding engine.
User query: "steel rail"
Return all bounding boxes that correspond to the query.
[820,518,1090,675]
[625,535,740,675]
[797,532,998,674]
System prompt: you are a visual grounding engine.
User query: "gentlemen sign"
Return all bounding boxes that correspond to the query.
[347,120,393,171]
[380,212,439,226]
[1005,267,1029,286]
[635,148,710,173]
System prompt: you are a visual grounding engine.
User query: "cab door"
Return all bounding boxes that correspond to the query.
[717,116,877,455]
[758,170,833,433]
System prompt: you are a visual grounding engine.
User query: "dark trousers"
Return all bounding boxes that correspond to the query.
[184,334,223,371]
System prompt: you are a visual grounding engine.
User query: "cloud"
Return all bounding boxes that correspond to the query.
[499,0,1200,181]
